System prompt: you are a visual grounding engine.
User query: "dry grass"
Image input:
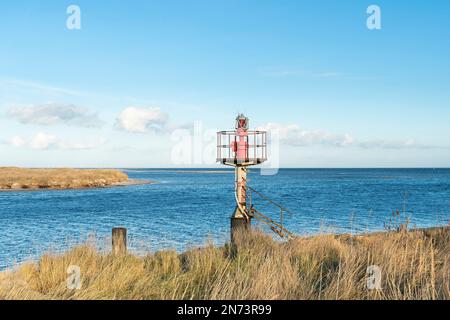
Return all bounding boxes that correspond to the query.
[0,167,128,190]
[0,227,448,300]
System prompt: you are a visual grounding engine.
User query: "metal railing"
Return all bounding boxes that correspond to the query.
[246,185,296,240]
[216,130,267,163]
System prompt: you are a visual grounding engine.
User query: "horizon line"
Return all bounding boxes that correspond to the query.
[1,166,449,170]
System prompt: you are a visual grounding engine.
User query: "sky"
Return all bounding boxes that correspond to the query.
[0,0,449,168]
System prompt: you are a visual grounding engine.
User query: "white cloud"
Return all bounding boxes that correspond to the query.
[259,123,354,147]
[57,138,106,150]
[29,132,58,150]
[115,107,168,133]
[313,72,343,78]
[357,139,433,149]
[9,136,27,148]
[258,67,304,77]
[6,103,104,128]
[6,133,105,150]
[258,123,433,150]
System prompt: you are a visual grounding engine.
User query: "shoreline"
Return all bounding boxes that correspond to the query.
[0,167,156,192]
[0,178,155,192]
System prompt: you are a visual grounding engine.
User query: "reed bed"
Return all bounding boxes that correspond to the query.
[0,167,128,190]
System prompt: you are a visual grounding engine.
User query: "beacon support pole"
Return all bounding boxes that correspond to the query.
[217,114,267,243]
[231,166,249,242]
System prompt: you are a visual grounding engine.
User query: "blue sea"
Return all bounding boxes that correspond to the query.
[0,168,449,270]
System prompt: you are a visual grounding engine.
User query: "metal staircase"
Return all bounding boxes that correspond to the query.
[246,185,296,240]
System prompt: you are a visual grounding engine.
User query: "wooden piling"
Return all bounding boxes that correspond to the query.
[230,217,250,244]
[112,227,127,256]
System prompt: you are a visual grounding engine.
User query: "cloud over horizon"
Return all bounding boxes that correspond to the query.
[5,132,106,150]
[259,122,354,147]
[115,107,168,133]
[259,122,435,150]
[6,103,104,128]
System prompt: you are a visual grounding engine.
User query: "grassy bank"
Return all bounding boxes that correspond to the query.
[0,227,448,300]
[0,167,129,190]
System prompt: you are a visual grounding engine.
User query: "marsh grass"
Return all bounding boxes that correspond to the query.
[0,167,128,190]
[0,227,448,300]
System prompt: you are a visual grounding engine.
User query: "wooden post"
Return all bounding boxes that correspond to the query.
[112,227,127,256]
[230,216,250,244]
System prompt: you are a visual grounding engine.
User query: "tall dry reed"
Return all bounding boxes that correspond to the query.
[0,227,448,300]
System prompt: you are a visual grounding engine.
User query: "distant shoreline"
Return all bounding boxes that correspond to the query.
[0,167,155,192]
[0,178,155,192]
[111,179,155,187]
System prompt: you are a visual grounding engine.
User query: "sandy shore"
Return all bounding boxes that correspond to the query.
[0,179,155,192]
[112,179,155,187]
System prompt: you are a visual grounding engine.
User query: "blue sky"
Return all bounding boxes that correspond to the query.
[0,0,449,167]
